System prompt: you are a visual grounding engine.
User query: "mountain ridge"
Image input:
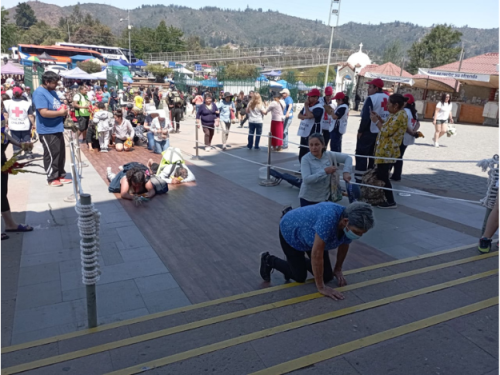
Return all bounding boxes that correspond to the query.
[5,2,499,58]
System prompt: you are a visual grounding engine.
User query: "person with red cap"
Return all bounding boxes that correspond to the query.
[325,92,350,152]
[391,93,420,181]
[354,78,389,183]
[3,86,35,158]
[319,86,335,149]
[297,88,325,162]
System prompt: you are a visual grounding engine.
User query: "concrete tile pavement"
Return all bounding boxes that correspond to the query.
[5,145,190,345]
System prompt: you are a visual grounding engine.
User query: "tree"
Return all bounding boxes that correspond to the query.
[1,7,18,53]
[72,24,114,45]
[382,40,403,64]
[145,64,172,82]
[223,63,258,79]
[19,21,65,45]
[77,61,102,74]
[407,24,462,74]
[14,2,37,28]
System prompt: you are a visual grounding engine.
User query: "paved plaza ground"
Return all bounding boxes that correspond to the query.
[1,110,498,374]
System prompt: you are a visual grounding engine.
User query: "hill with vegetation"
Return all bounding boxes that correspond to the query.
[5,2,498,58]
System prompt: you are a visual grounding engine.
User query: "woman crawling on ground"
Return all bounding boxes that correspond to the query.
[107,164,156,201]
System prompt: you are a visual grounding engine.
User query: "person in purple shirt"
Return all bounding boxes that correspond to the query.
[260,202,375,300]
[195,94,219,152]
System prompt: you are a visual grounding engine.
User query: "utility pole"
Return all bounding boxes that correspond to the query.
[396,57,405,93]
[324,0,341,89]
[454,43,465,93]
[120,10,132,64]
[67,19,71,43]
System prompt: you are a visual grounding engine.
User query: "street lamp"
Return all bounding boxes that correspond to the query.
[119,10,132,64]
[324,0,342,89]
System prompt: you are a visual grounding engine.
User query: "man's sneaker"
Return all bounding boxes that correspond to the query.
[377,202,397,209]
[478,237,492,253]
[59,178,73,184]
[47,179,63,187]
[259,252,273,282]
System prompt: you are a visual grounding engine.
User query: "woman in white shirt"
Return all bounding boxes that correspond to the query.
[246,93,266,149]
[263,93,285,151]
[299,133,353,207]
[432,93,453,148]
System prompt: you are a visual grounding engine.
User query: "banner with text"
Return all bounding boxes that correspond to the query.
[418,68,490,82]
[365,72,414,85]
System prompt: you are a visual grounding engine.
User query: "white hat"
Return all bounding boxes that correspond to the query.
[149,110,166,117]
[280,88,290,95]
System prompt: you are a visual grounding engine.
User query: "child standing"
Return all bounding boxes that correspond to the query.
[93,102,113,152]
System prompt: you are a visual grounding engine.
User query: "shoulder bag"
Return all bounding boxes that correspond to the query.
[327,152,343,202]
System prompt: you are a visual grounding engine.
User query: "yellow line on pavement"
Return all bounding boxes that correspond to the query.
[1,241,488,355]
[102,270,498,375]
[250,296,499,375]
[2,253,496,375]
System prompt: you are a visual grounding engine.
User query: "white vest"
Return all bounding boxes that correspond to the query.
[368,92,390,134]
[297,102,324,137]
[403,108,417,146]
[5,99,32,131]
[320,97,336,131]
[331,104,349,134]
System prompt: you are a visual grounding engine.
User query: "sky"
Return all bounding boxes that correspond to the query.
[4,0,499,29]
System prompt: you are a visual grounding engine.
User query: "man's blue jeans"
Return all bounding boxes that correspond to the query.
[154,139,170,154]
[283,116,293,148]
[147,132,155,151]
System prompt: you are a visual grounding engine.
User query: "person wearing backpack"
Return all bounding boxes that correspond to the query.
[93,102,113,152]
[168,86,183,133]
[73,85,91,148]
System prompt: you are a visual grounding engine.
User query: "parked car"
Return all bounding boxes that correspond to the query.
[45,65,68,74]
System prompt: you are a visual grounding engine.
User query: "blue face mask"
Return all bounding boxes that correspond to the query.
[344,226,361,241]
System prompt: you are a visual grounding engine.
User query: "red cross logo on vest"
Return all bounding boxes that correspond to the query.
[411,118,417,125]
[12,107,23,117]
[381,98,388,111]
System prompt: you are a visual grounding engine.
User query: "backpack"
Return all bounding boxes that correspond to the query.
[108,162,168,195]
[170,91,182,105]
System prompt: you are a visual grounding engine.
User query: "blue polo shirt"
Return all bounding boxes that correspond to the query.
[284,96,294,117]
[33,86,64,135]
[280,202,351,251]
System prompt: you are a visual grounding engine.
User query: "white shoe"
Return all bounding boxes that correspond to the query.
[222,144,227,151]
[106,167,111,174]
[434,142,440,148]
[205,146,211,152]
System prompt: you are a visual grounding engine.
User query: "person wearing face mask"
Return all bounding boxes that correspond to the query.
[299,133,353,207]
[369,93,409,209]
[354,78,389,183]
[297,88,325,163]
[259,201,375,300]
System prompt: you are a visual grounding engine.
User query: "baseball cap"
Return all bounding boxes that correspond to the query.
[280,88,290,95]
[365,78,384,88]
[333,92,345,100]
[403,93,415,104]
[13,87,23,95]
[223,92,232,97]
[324,86,333,96]
[307,88,321,97]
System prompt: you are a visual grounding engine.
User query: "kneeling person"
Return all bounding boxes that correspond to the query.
[260,202,375,300]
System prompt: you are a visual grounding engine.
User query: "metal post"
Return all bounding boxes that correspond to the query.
[454,43,464,93]
[260,132,279,187]
[80,193,98,328]
[396,58,405,93]
[324,0,341,89]
[192,123,201,160]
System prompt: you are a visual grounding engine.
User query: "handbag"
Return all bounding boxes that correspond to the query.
[64,116,78,132]
[328,152,343,202]
[360,166,386,206]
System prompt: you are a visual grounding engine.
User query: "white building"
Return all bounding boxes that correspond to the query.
[335,43,372,94]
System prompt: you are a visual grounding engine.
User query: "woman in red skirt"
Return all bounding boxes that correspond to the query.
[264,93,285,151]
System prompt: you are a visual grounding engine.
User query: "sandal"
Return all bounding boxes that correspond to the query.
[5,224,33,233]
[1,233,9,240]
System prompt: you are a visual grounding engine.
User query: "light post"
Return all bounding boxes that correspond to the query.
[120,10,132,64]
[324,0,342,89]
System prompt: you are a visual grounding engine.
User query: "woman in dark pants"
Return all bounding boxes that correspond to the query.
[260,202,375,300]
[391,94,419,181]
[369,94,409,209]
[195,95,219,152]
[1,119,34,240]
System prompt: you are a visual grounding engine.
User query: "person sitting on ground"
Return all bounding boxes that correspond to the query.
[112,109,134,152]
[299,133,353,207]
[93,102,113,153]
[260,201,375,300]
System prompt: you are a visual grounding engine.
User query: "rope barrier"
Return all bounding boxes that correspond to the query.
[194,122,482,163]
[169,129,485,205]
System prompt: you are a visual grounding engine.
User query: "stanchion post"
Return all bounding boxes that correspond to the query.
[80,193,98,328]
[259,132,279,187]
[192,123,201,160]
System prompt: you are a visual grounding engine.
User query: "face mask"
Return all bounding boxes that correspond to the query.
[344,226,361,241]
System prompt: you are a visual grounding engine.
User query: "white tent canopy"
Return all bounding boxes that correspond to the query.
[365,72,414,85]
[59,67,95,80]
[174,67,194,76]
[91,70,107,80]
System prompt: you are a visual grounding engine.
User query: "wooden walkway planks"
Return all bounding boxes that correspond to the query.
[81,143,394,303]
